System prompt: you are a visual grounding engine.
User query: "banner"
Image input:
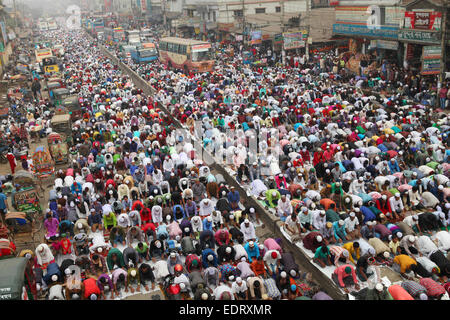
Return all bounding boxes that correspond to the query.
[421,45,441,75]
[274,33,283,45]
[398,29,440,44]
[404,11,441,30]
[0,22,7,46]
[369,40,399,50]
[235,35,243,41]
[192,44,211,52]
[283,30,308,50]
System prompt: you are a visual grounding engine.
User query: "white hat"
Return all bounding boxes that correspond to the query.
[354,208,360,213]
[179,283,186,290]
[207,254,214,261]
[445,203,450,209]
[339,220,344,226]
[280,271,287,278]
[229,214,234,220]
[375,283,383,292]
[98,247,103,253]
[77,223,83,229]
[170,252,176,258]
[439,212,445,219]
[166,215,171,221]
[201,293,209,300]
[408,235,415,242]
[249,241,255,247]
[395,193,400,197]
[413,215,419,221]
[229,275,235,281]
[226,247,232,254]
[438,185,444,190]
[131,270,137,277]
[51,275,58,282]
[350,212,355,217]
[316,235,323,242]
[290,270,296,277]
[236,277,242,283]
[250,208,255,213]
[359,177,363,181]
[184,227,190,232]
[207,216,212,222]
[397,232,403,238]
[345,197,350,203]
[419,293,428,300]
[244,219,250,224]
[383,251,390,258]
[272,191,277,197]
[65,268,71,275]
[90,294,97,300]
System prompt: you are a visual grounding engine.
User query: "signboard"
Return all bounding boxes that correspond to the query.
[398,29,441,43]
[333,24,398,40]
[274,33,283,45]
[283,30,308,50]
[218,23,234,32]
[192,44,211,52]
[369,40,399,50]
[0,22,7,45]
[235,35,243,41]
[421,58,441,75]
[404,11,441,30]
[422,45,441,59]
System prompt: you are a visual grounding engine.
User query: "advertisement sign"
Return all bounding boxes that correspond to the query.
[333,24,398,40]
[235,35,243,41]
[283,30,308,50]
[422,45,441,59]
[404,11,441,30]
[398,29,440,43]
[250,31,262,45]
[274,33,283,44]
[192,44,211,52]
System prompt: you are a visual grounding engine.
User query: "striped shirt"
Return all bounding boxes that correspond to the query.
[419,278,446,297]
[401,280,427,297]
[263,277,281,299]
[329,245,349,266]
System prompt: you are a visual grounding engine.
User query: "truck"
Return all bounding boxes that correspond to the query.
[130,45,158,63]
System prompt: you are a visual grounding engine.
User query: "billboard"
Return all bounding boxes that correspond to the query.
[421,45,441,75]
[283,30,308,50]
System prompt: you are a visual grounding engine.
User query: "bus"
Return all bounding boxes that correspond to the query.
[158,37,214,73]
[126,30,141,46]
[104,27,126,43]
[130,44,158,63]
[35,48,52,63]
[47,19,58,30]
[38,19,48,31]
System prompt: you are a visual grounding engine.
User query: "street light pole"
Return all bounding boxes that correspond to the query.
[439,0,447,103]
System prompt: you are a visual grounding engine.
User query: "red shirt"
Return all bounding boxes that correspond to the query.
[83,278,101,298]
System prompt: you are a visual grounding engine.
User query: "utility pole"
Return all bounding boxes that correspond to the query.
[281,0,285,65]
[305,0,310,62]
[242,0,246,47]
[439,0,448,106]
[13,0,18,29]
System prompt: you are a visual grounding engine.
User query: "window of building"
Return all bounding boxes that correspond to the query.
[275,6,281,13]
[234,10,243,17]
[255,8,266,14]
[213,11,216,22]
[208,11,211,20]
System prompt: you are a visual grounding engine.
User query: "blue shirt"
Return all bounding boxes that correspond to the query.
[227,191,240,203]
[0,193,7,210]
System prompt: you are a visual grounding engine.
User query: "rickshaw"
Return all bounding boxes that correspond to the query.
[51,87,70,106]
[12,170,43,210]
[46,81,63,100]
[51,113,72,146]
[47,132,68,164]
[62,95,82,121]
[4,212,41,251]
[31,146,55,191]
[0,257,37,300]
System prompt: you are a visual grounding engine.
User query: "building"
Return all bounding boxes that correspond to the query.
[331,0,448,77]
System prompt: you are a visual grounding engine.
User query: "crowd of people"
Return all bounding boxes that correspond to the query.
[0,21,450,301]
